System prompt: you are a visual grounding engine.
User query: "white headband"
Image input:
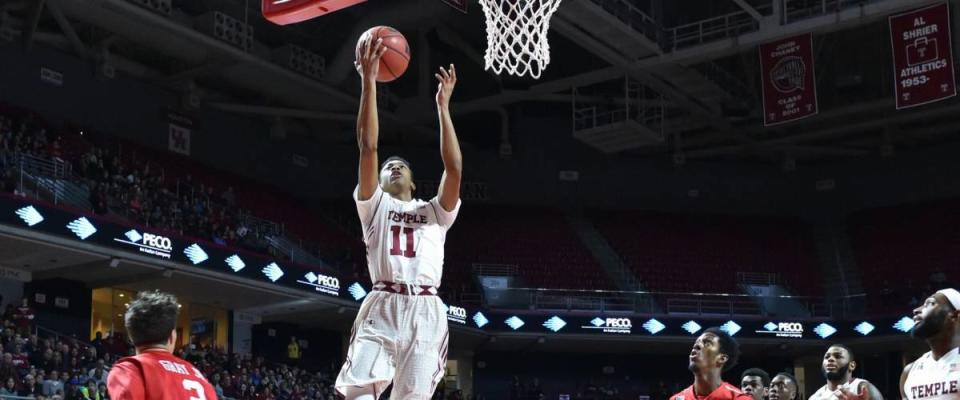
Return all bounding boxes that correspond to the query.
[936,288,960,311]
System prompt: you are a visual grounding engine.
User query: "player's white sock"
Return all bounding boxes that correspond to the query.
[343,385,377,400]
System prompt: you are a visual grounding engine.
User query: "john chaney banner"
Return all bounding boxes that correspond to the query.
[760,33,818,126]
[889,2,956,109]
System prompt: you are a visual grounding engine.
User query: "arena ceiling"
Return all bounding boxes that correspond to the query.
[1,0,957,165]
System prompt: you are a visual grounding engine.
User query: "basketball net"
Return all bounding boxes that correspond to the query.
[479,0,562,79]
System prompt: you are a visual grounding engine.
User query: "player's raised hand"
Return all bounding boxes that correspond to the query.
[435,64,457,109]
[355,36,387,84]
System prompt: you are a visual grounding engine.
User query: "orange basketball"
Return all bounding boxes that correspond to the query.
[356,26,410,83]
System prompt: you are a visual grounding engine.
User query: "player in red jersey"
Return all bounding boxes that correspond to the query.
[672,327,753,400]
[107,291,217,400]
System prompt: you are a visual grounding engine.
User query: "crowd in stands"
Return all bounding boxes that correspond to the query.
[176,345,343,400]
[0,108,307,260]
[0,297,126,400]
[0,293,474,400]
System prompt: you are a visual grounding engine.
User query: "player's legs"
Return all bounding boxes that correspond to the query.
[342,384,377,400]
[335,292,398,399]
[390,297,449,400]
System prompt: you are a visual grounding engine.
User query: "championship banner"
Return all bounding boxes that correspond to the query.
[889,2,956,109]
[759,33,818,126]
[164,109,194,156]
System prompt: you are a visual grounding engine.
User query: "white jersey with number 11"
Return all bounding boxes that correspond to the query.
[355,185,460,286]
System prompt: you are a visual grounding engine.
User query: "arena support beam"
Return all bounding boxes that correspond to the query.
[458,0,938,113]
[19,0,44,52]
[732,0,762,21]
[684,102,960,159]
[551,17,755,147]
[44,0,87,59]
[208,103,357,122]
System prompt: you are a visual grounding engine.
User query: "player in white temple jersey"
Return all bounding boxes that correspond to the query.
[335,36,463,400]
[901,288,960,400]
[809,344,883,400]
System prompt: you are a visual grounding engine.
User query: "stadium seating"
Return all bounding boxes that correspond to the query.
[591,210,822,295]
[444,206,616,291]
[848,201,959,311]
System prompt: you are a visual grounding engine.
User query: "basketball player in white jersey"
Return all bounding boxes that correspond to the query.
[335,35,462,400]
[809,344,883,400]
[901,288,960,400]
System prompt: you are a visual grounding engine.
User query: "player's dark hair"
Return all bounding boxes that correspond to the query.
[741,368,771,387]
[775,372,799,393]
[125,291,178,347]
[828,343,855,362]
[704,327,741,372]
[381,156,412,171]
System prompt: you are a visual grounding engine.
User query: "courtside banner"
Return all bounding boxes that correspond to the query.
[760,33,818,126]
[889,2,956,109]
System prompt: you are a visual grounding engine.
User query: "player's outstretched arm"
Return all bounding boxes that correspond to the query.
[435,64,462,212]
[356,36,387,201]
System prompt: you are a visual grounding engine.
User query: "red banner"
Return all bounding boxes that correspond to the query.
[889,2,956,109]
[760,33,818,126]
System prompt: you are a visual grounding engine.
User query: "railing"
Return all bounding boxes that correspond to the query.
[693,61,754,101]
[664,4,770,51]
[485,287,656,313]
[459,292,483,306]
[666,296,761,315]
[5,152,90,210]
[573,78,665,133]
[783,0,884,24]
[265,234,328,268]
[588,0,660,40]
[482,287,857,318]
[737,271,780,286]
[238,210,282,237]
[581,0,886,54]
[472,263,519,276]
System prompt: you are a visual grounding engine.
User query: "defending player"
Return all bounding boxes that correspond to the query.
[769,373,801,400]
[106,291,217,400]
[901,288,960,400]
[672,327,752,400]
[335,35,463,400]
[741,368,770,400]
[809,344,882,400]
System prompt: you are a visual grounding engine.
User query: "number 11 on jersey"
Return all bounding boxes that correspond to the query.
[390,225,416,257]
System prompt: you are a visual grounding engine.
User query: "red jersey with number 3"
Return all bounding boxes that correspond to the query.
[354,184,460,287]
[107,350,217,400]
[671,382,753,400]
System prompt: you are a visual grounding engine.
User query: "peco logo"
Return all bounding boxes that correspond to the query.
[298,272,340,296]
[115,229,173,259]
[583,317,633,334]
[447,305,467,324]
[606,318,633,328]
[778,322,803,332]
[758,321,804,338]
[143,233,173,251]
[448,306,467,319]
[316,275,340,289]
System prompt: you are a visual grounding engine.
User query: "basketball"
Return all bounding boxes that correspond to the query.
[356,26,410,83]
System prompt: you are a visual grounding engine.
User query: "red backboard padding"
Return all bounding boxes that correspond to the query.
[262,0,367,25]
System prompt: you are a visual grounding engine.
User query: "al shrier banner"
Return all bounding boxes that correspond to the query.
[759,33,818,126]
[889,2,956,109]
